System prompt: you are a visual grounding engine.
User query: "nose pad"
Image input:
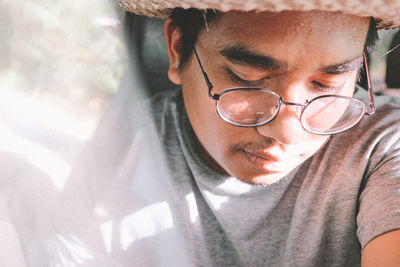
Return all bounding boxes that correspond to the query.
[256,104,309,145]
[280,101,304,117]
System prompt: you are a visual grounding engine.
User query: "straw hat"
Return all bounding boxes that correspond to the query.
[116,0,400,29]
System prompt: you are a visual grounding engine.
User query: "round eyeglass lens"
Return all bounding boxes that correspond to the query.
[216,88,280,126]
[301,96,366,134]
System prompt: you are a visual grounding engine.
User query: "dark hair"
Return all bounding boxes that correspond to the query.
[365,17,379,52]
[169,8,379,69]
[169,8,220,69]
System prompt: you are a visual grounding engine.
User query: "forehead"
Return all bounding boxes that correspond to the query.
[198,11,369,65]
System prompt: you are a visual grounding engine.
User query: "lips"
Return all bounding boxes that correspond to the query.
[242,149,281,162]
[240,149,283,172]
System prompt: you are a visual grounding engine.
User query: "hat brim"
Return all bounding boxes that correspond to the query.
[116,0,400,29]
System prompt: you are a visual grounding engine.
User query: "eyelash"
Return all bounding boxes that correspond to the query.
[311,81,340,92]
[226,68,269,87]
[226,67,342,92]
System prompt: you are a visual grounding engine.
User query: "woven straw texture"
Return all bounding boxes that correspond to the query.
[116,0,400,29]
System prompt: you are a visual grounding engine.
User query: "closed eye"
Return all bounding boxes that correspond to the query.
[311,80,343,93]
[225,67,270,87]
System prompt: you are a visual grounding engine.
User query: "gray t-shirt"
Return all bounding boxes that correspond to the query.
[149,88,400,267]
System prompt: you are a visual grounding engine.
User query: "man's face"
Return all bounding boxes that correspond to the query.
[166,11,369,185]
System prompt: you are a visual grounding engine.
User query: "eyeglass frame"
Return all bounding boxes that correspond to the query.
[193,47,376,135]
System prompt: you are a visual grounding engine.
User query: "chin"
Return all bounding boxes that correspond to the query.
[223,153,304,186]
[252,173,291,185]
[232,170,292,186]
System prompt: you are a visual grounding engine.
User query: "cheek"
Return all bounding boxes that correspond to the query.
[181,67,230,158]
[181,68,216,135]
[181,76,254,174]
[343,72,358,96]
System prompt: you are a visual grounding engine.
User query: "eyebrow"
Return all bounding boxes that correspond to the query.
[219,45,287,70]
[319,57,364,75]
[219,44,363,75]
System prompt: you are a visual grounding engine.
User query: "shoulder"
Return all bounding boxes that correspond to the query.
[149,87,184,135]
[328,94,400,153]
[372,94,400,121]
[362,94,400,130]
[347,95,400,255]
[355,94,400,161]
[150,87,183,115]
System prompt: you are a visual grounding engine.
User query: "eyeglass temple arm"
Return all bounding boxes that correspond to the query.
[193,48,219,100]
[363,52,375,114]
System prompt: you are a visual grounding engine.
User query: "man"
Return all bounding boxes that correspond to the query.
[113,1,400,266]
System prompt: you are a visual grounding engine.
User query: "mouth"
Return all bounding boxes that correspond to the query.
[241,149,284,172]
[244,149,281,161]
[240,146,305,173]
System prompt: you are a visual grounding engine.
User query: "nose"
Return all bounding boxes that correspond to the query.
[256,104,311,145]
[256,78,314,145]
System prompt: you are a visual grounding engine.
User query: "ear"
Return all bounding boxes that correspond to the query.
[164,18,183,85]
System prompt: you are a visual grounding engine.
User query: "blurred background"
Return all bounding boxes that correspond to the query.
[370,28,400,96]
[0,0,125,190]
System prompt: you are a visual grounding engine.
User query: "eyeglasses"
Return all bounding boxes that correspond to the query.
[193,48,375,135]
